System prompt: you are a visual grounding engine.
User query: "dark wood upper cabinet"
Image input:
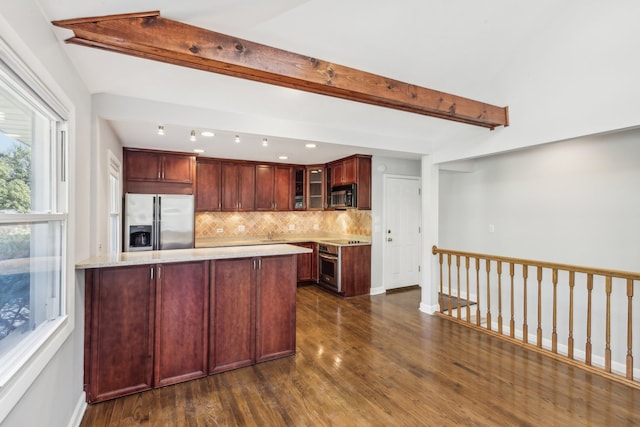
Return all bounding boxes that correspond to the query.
[255,164,293,211]
[306,166,324,210]
[123,148,373,208]
[255,165,275,211]
[124,148,196,194]
[196,159,222,211]
[327,155,372,210]
[294,167,305,210]
[221,162,255,211]
[274,165,293,211]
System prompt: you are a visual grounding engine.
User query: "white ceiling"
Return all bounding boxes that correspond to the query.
[36,0,562,164]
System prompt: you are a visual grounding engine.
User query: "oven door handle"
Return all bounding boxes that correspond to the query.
[319,253,338,261]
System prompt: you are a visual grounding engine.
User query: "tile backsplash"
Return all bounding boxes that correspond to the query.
[195,210,371,239]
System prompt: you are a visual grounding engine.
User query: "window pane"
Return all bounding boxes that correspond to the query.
[0,221,63,358]
[0,79,55,214]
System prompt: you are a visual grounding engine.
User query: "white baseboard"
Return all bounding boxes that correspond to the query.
[419,303,439,315]
[369,286,386,295]
[67,392,86,427]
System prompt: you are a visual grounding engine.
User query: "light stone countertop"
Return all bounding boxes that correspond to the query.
[76,244,312,269]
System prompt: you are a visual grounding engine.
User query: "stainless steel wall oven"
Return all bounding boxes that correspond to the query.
[318,243,341,292]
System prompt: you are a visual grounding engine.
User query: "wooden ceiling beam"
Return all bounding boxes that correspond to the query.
[53,11,509,129]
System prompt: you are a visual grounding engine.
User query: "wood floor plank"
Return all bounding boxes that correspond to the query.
[80,286,640,426]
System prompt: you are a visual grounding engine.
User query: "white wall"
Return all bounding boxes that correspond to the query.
[439,130,640,271]
[0,1,91,426]
[437,129,640,372]
[370,156,421,294]
[431,2,640,164]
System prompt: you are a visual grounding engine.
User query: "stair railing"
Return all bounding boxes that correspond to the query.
[432,245,640,389]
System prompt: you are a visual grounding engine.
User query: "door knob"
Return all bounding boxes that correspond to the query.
[387,237,393,242]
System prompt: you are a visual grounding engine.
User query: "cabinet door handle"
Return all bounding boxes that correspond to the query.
[150,267,154,280]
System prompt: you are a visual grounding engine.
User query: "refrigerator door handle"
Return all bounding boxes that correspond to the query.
[152,196,159,250]
[157,196,162,250]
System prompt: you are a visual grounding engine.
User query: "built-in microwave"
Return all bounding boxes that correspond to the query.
[330,184,357,209]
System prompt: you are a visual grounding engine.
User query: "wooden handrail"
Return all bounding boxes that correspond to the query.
[432,245,640,389]
[432,246,640,281]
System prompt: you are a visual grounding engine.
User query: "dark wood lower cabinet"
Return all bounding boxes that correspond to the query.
[209,258,256,373]
[85,265,155,403]
[256,256,297,362]
[154,261,209,387]
[341,245,372,297]
[84,255,297,403]
[294,242,317,283]
[210,256,297,371]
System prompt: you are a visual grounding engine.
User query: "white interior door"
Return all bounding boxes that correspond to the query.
[383,176,422,290]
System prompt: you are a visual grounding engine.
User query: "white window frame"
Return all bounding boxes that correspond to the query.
[108,150,121,255]
[0,36,73,423]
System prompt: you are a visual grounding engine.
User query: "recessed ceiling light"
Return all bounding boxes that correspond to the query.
[193,148,205,153]
[305,143,317,148]
[278,155,288,160]
[201,131,215,137]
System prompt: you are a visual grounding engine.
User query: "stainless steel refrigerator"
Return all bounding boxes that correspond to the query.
[124,193,194,252]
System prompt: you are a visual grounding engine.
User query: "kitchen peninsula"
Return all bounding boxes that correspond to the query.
[76,244,311,403]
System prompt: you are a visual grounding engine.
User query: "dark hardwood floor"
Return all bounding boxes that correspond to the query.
[80,286,640,426]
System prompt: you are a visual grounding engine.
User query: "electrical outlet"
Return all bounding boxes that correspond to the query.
[489,224,495,233]
[288,224,295,231]
[313,224,319,230]
[238,225,245,232]
[216,228,223,233]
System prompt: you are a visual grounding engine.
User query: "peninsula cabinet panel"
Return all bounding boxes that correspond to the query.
[85,265,155,403]
[195,159,221,211]
[209,258,256,374]
[154,261,209,387]
[256,255,297,362]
